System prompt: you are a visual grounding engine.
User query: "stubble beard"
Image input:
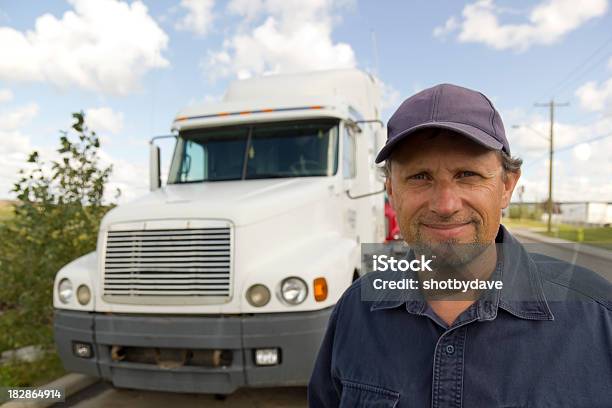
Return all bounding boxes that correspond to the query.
[402,216,492,283]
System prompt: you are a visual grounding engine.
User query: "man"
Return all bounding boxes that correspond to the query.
[308,84,612,407]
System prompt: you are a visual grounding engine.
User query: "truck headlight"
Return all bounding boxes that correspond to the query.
[58,278,73,304]
[77,285,91,305]
[246,284,270,307]
[280,277,308,305]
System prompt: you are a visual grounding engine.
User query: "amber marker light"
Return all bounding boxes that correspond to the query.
[313,277,328,301]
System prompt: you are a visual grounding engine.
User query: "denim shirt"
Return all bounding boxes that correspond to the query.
[308,225,612,407]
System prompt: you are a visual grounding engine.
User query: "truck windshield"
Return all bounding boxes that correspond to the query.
[168,120,339,183]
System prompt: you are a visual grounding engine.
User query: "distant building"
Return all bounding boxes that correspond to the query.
[556,202,612,226]
[507,201,612,227]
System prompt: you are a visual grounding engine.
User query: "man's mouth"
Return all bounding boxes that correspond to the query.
[420,222,473,240]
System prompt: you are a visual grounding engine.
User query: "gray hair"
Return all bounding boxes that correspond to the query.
[381,150,522,181]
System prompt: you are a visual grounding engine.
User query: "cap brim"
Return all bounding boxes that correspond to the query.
[375,122,504,164]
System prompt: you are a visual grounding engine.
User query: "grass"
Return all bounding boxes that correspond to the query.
[0,311,17,353]
[0,202,14,222]
[0,308,65,392]
[0,351,66,394]
[502,218,547,230]
[502,218,612,250]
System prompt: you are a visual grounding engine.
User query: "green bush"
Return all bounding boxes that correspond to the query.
[0,112,119,353]
[507,205,543,221]
[508,206,522,219]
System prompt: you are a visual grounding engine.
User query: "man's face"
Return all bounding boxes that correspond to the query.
[386,130,520,250]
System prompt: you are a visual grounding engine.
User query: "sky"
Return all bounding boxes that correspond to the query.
[0,0,611,203]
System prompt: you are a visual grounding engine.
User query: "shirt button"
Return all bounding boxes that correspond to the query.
[445,345,455,355]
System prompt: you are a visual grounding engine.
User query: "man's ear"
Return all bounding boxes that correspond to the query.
[385,177,394,209]
[501,169,521,209]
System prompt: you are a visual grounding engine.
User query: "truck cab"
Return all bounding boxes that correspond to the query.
[53,69,386,394]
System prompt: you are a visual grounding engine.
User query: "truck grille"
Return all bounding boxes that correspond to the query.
[102,226,231,303]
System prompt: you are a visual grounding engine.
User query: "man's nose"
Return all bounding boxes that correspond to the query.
[428,181,462,217]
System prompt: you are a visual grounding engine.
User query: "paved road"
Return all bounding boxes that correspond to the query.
[510,229,612,281]
[61,382,307,407]
[59,232,610,408]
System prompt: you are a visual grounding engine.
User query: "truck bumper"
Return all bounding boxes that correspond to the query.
[53,307,333,394]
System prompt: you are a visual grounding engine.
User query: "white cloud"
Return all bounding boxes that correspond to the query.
[85,107,124,135]
[98,149,148,203]
[573,142,592,160]
[0,103,39,197]
[434,0,608,51]
[0,130,31,156]
[507,111,612,201]
[0,103,39,133]
[227,0,264,21]
[575,78,612,111]
[0,88,13,103]
[207,0,356,80]
[0,0,169,95]
[380,81,401,112]
[433,16,458,38]
[0,102,148,201]
[175,0,215,35]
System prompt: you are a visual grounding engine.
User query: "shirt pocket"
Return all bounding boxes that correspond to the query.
[339,380,400,408]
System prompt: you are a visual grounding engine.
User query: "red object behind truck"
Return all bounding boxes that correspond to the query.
[384,196,401,242]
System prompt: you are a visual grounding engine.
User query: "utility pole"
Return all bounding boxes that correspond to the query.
[518,185,525,220]
[535,100,569,233]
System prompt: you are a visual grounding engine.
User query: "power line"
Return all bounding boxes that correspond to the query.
[534,32,612,101]
[553,51,612,101]
[522,130,612,168]
[570,110,612,127]
[511,124,549,141]
[556,131,612,153]
[520,32,612,122]
[512,33,612,217]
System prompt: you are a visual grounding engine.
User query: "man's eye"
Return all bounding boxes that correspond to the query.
[409,173,428,180]
[458,171,478,178]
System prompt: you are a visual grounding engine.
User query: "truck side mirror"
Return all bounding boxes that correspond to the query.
[149,143,161,191]
[375,164,387,184]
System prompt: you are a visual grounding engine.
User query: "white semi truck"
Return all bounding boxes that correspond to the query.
[53,69,386,394]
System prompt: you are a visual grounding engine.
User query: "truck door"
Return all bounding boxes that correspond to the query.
[345,121,386,241]
[341,122,359,242]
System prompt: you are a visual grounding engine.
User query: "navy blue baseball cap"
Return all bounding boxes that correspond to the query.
[375,83,510,163]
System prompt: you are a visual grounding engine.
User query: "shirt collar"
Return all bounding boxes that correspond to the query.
[495,224,554,321]
[369,225,554,322]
